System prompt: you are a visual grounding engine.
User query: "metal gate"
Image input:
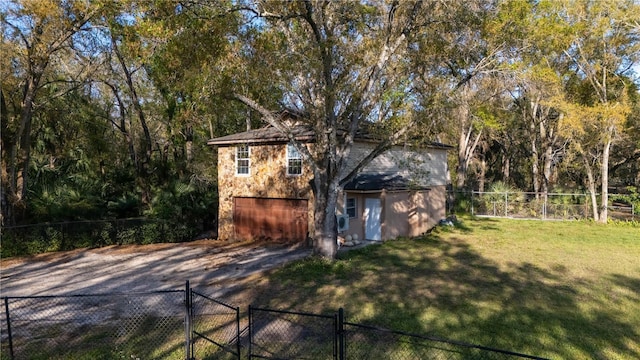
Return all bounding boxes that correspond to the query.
[189,288,241,359]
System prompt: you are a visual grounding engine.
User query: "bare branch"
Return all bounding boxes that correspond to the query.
[232,93,315,163]
[339,117,418,186]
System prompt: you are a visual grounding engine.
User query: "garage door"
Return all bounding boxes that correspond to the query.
[233,197,308,243]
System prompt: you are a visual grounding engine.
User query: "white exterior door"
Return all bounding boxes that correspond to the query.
[364,198,382,241]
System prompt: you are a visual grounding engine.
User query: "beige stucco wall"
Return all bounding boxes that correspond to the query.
[217,144,314,241]
[424,185,447,227]
[340,185,447,242]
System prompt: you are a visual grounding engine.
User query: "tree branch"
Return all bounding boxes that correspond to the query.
[232,93,315,163]
[338,117,417,186]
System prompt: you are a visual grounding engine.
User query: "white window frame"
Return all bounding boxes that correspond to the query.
[346,197,357,218]
[236,144,250,176]
[286,144,303,176]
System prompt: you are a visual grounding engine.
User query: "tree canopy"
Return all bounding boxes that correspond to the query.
[1,0,638,252]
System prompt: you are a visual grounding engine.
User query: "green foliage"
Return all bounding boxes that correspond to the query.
[145,178,217,230]
[0,219,197,258]
[3,0,639,251]
[610,186,640,215]
[482,181,525,202]
[452,192,473,214]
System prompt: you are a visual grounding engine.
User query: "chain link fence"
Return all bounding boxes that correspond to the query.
[1,286,547,359]
[249,306,338,359]
[1,284,240,360]
[1,291,186,359]
[463,192,636,221]
[248,307,547,360]
[469,192,590,220]
[344,321,543,360]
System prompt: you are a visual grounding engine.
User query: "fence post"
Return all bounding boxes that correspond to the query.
[504,192,508,217]
[248,305,253,359]
[4,297,14,360]
[235,305,241,360]
[184,280,192,360]
[338,308,345,360]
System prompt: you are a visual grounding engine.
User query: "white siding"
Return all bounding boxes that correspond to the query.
[341,142,450,187]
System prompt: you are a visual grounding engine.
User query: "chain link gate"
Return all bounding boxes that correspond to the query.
[188,285,241,359]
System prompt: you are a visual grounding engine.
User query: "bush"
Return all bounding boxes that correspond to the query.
[0,218,200,258]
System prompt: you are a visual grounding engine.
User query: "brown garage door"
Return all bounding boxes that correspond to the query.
[233,197,308,243]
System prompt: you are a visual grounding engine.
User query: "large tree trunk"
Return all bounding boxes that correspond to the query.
[105,82,138,167]
[582,153,599,221]
[8,63,45,223]
[502,151,510,181]
[111,36,152,170]
[455,87,481,190]
[599,130,613,223]
[111,35,153,205]
[312,168,339,258]
[529,98,540,198]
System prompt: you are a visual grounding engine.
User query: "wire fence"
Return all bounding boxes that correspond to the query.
[249,306,338,359]
[1,283,240,360]
[1,291,186,359]
[343,321,543,360]
[248,307,548,360]
[466,192,637,221]
[1,283,547,359]
[190,289,241,360]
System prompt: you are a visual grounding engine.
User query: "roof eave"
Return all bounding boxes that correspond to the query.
[207,135,316,147]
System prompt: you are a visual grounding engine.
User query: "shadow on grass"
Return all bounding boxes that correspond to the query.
[242,230,639,359]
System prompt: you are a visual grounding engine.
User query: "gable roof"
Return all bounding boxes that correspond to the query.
[207,125,315,146]
[343,173,430,192]
[207,124,453,150]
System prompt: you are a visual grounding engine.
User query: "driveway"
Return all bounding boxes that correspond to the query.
[0,240,312,298]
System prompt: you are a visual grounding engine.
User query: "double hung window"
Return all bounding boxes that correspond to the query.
[287,144,302,176]
[236,144,250,175]
[346,198,357,218]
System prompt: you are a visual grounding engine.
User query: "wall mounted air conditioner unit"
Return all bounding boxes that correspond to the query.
[336,214,349,232]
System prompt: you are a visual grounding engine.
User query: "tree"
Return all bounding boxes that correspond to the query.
[555,0,638,222]
[408,0,504,191]
[224,0,437,259]
[1,0,104,224]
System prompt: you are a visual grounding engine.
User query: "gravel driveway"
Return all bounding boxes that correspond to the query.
[0,240,312,298]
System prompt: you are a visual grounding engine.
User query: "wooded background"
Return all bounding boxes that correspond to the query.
[2,0,638,234]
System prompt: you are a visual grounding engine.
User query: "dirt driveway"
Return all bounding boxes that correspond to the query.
[0,240,312,298]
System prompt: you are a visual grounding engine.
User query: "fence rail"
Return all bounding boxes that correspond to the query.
[1,282,240,360]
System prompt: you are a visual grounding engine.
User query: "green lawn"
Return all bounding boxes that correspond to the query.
[249,217,640,359]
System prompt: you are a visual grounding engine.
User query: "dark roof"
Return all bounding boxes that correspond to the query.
[343,173,429,191]
[208,124,453,150]
[207,125,315,146]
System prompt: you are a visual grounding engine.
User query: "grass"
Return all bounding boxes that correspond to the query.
[246,217,640,359]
